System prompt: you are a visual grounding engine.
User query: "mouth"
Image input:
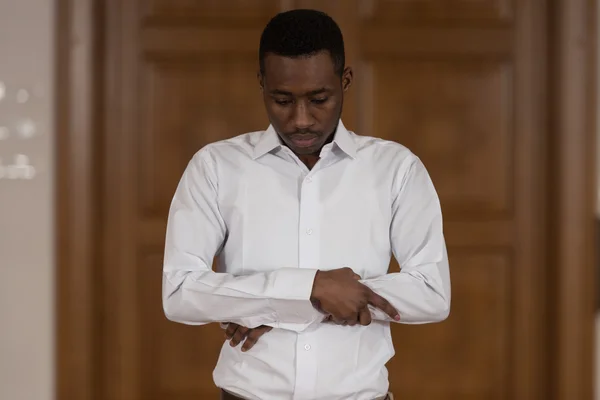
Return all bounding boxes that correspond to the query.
[289,135,319,148]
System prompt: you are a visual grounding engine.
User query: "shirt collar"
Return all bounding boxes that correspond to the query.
[252,124,281,160]
[252,119,357,160]
[331,120,357,159]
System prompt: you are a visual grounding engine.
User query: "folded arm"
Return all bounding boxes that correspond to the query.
[162,149,324,330]
[361,155,451,324]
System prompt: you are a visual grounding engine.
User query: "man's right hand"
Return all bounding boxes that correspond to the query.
[310,267,400,325]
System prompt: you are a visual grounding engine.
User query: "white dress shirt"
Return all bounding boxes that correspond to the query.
[162,120,451,400]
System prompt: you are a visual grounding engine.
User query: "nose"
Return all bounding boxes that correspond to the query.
[292,101,315,130]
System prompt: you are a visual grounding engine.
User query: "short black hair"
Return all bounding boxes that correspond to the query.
[259,9,345,77]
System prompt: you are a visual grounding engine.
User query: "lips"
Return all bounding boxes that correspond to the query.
[290,135,319,148]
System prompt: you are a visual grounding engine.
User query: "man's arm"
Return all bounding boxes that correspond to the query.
[360,155,451,324]
[162,149,324,330]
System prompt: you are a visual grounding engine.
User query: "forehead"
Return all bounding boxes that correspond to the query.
[262,51,338,91]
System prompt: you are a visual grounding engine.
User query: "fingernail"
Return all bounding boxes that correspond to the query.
[394,315,400,321]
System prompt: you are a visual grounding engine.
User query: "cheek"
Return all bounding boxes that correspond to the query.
[315,103,342,125]
[265,105,290,126]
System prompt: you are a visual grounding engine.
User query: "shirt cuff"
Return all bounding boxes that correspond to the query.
[271,268,322,324]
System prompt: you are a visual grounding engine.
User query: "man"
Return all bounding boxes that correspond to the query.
[162,8,451,400]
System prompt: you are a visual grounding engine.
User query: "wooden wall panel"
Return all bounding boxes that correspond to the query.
[139,58,267,217]
[141,0,281,23]
[387,252,511,399]
[368,60,513,217]
[365,0,513,22]
[138,251,223,399]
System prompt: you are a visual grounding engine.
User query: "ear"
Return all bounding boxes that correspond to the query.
[257,71,264,92]
[342,66,353,92]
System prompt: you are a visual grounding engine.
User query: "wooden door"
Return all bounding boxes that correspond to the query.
[55,1,597,400]
[104,1,543,399]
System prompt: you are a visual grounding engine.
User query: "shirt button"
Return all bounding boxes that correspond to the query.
[304,344,311,351]
[305,177,312,183]
[306,229,313,235]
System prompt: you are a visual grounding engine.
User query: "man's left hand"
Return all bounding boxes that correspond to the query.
[322,307,372,326]
[223,323,273,352]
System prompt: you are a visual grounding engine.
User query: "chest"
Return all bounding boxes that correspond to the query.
[215,155,395,277]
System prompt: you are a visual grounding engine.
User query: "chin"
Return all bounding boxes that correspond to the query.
[292,145,321,156]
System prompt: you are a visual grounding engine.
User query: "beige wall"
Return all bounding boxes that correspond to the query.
[0,0,55,399]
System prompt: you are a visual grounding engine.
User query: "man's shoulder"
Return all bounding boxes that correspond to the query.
[190,130,266,164]
[350,131,417,165]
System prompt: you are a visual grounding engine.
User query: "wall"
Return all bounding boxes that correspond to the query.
[0,0,55,399]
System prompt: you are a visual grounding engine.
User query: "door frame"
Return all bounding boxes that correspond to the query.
[54,0,597,399]
[55,0,102,399]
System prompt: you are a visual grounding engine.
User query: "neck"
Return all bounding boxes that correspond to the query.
[298,154,320,170]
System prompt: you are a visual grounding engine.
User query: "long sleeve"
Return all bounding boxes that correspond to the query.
[361,155,451,324]
[162,149,324,330]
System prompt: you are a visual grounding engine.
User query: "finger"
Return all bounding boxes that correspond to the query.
[345,313,359,326]
[241,326,272,352]
[230,326,249,347]
[369,291,400,321]
[263,326,273,333]
[333,314,357,325]
[353,273,361,280]
[225,323,239,339]
[359,308,372,326]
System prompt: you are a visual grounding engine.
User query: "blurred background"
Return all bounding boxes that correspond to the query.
[0,0,597,399]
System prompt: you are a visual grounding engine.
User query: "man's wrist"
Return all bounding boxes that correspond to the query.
[310,297,323,312]
[310,270,322,302]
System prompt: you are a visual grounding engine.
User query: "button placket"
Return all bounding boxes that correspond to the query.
[294,331,319,399]
[298,173,320,270]
[294,172,320,399]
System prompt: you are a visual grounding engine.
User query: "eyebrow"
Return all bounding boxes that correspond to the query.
[269,88,331,96]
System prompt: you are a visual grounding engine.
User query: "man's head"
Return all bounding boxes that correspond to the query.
[258,9,353,156]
